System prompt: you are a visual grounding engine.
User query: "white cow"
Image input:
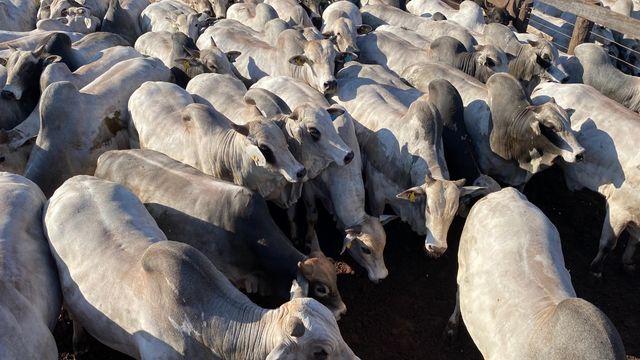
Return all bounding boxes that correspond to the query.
[0,173,61,359]
[449,187,625,360]
[0,0,39,31]
[333,62,483,257]
[140,0,202,40]
[129,81,306,201]
[253,75,394,282]
[533,82,640,277]
[44,175,359,359]
[407,0,486,34]
[226,1,279,32]
[24,57,172,197]
[321,1,371,54]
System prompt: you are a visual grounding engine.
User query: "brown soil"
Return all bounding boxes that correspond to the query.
[55,167,640,359]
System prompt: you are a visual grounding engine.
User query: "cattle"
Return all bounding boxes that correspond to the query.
[402,64,584,188]
[24,57,171,197]
[44,175,358,358]
[564,43,640,112]
[482,23,568,88]
[209,21,348,95]
[448,187,625,360]
[139,0,205,41]
[135,31,239,86]
[357,32,508,82]
[0,173,61,359]
[533,81,640,277]
[333,62,484,257]
[0,0,39,31]
[101,0,150,44]
[189,74,355,212]
[95,148,348,318]
[226,2,279,32]
[264,0,315,27]
[252,75,392,282]
[0,31,85,54]
[35,7,100,33]
[321,1,372,54]
[407,0,486,34]
[198,17,289,47]
[40,45,141,90]
[412,19,479,51]
[361,4,433,30]
[129,81,307,201]
[41,0,111,20]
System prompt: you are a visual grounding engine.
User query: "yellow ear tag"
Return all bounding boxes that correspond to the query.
[183,60,190,71]
[346,241,352,249]
[252,154,259,163]
[408,192,416,203]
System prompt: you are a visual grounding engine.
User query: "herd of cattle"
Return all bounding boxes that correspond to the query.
[0,0,638,358]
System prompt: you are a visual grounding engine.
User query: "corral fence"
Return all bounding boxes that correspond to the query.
[520,0,640,73]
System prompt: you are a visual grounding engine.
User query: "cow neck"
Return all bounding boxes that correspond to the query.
[454,51,478,80]
[209,128,251,185]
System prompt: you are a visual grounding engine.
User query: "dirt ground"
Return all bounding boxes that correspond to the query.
[55,167,640,359]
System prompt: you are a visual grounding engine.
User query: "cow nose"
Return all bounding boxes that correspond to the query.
[296,168,307,179]
[323,80,337,94]
[343,151,354,164]
[0,90,15,100]
[424,244,447,258]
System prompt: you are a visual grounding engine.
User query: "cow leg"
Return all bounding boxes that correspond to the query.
[443,287,461,344]
[70,312,89,355]
[590,202,628,278]
[622,227,639,273]
[287,205,298,241]
[304,189,319,250]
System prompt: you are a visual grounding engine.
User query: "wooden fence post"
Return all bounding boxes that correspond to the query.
[567,15,594,54]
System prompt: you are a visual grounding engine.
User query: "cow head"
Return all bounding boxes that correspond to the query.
[283,104,353,177]
[268,285,358,360]
[36,8,100,33]
[473,44,509,82]
[47,0,86,18]
[236,119,307,183]
[487,74,584,172]
[173,45,240,79]
[174,13,201,41]
[2,48,61,100]
[0,130,33,174]
[288,38,340,95]
[322,17,371,55]
[397,175,483,257]
[297,253,346,320]
[342,215,396,282]
[526,38,568,83]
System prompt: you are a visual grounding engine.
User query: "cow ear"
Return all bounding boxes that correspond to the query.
[326,106,344,121]
[459,186,485,198]
[226,50,241,63]
[298,259,315,278]
[285,316,306,337]
[289,106,303,121]
[266,343,293,360]
[527,39,541,48]
[42,55,62,66]
[357,24,372,35]
[452,178,466,187]
[396,186,425,203]
[336,52,357,63]
[182,46,200,59]
[379,214,398,225]
[231,123,249,136]
[529,117,542,136]
[564,108,576,119]
[247,144,267,166]
[289,54,309,66]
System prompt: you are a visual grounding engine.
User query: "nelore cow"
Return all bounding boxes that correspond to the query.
[44,175,358,359]
[448,187,625,360]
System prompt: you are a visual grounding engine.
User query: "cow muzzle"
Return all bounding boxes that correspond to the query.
[424,233,447,258]
[323,80,337,95]
[0,89,16,100]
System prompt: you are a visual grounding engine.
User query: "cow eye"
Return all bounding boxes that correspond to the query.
[314,283,329,296]
[308,127,320,140]
[361,244,372,255]
[314,349,328,360]
[486,58,496,67]
[258,144,275,164]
